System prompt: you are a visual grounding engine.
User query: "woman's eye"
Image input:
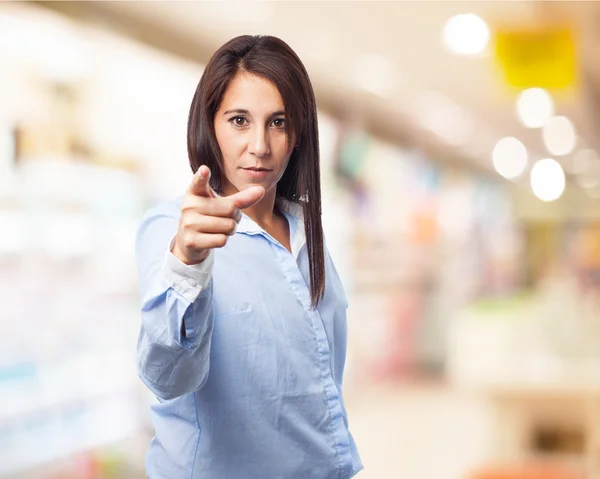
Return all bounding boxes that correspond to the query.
[271,118,285,128]
[231,116,247,127]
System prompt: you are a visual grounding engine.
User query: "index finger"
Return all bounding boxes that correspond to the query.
[189,165,216,198]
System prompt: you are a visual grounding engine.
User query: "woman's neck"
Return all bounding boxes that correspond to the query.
[225,185,278,230]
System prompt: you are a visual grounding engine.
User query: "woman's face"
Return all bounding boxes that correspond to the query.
[214,72,295,197]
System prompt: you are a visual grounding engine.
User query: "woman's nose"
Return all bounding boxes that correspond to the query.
[248,128,270,158]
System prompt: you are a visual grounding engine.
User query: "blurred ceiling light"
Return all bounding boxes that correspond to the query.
[417,91,474,147]
[492,137,528,179]
[353,53,397,98]
[516,88,554,128]
[442,13,490,56]
[530,158,565,202]
[542,116,576,156]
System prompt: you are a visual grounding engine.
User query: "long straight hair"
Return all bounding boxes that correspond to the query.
[187,35,325,308]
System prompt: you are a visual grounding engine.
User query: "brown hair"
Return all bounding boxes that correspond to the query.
[187,35,325,308]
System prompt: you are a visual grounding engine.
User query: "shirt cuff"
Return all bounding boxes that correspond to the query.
[162,236,214,303]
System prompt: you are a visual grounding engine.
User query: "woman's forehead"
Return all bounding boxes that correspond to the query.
[219,72,285,114]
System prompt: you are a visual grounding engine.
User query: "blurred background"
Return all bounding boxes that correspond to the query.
[2,1,600,478]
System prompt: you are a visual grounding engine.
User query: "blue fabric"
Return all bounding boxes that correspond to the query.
[135,197,363,479]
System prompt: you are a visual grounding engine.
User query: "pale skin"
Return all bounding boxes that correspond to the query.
[173,72,296,265]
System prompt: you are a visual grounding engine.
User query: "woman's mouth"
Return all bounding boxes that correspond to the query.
[242,167,272,178]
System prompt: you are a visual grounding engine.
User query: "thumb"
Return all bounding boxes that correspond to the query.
[189,165,215,198]
[230,186,265,210]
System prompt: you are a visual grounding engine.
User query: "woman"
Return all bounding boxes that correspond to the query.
[135,35,363,479]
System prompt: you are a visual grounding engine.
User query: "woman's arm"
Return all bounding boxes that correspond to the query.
[134,166,264,401]
[135,205,215,400]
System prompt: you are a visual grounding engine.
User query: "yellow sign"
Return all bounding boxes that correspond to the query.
[494,26,576,89]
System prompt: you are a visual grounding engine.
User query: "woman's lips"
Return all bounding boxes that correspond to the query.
[242,167,272,178]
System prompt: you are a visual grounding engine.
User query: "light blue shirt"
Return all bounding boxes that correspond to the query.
[135,196,363,478]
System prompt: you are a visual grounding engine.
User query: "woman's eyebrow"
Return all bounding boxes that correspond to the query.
[221,109,286,117]
[222,108,250,115]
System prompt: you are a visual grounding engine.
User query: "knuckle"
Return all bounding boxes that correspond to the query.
[198,199,215,216]
[182,193,198,209]
[225,202,237,217]
[181,201,200,217]
[191,198,206,213]
[181,215,194,230]
[181,196,192,208]
[215,234,228,248]
[180,203,192,215]
[182,232,197,250]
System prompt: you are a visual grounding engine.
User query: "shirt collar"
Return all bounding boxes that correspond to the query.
[209,191,303,234]
[189,192,306,258]
[237,196,304,235]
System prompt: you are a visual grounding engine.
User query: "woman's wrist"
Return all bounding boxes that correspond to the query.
[172,240,209,265]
